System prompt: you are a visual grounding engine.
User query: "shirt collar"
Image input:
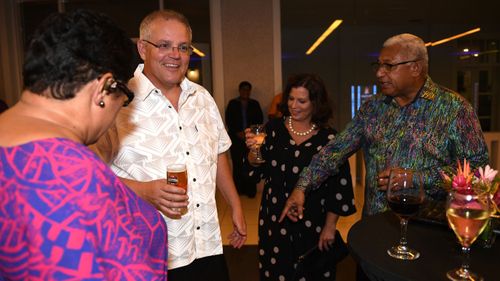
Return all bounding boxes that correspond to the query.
[385,76,436,106]
[419,76,437,101]
[129,64,197,101]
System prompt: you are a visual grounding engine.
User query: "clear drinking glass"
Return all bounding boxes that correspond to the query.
[386,167,425,260]
[446,190,491,281]
[250,124,266,164]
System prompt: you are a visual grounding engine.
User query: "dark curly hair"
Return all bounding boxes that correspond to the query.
[23,9,138,100]
[279,73,333,128]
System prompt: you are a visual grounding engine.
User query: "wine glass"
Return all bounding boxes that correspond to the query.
[250,124,266,164]
[446,190,491,281]
[386,167,425,260]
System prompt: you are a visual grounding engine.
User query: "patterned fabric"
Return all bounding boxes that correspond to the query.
[95,64,231,270]
[247,118,355,280]
[0,138,167,280]
[296,77,489,216]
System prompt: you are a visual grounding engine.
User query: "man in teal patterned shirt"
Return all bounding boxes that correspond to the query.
[280,33,489,219]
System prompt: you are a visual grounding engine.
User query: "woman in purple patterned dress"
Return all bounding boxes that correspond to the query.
[0,10,167,280]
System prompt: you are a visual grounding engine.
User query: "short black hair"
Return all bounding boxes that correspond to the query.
[23,9,138,100]
[279,73,332,128]
[239,81,252,90]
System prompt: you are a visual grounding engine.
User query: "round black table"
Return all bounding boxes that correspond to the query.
[347,212,499,281]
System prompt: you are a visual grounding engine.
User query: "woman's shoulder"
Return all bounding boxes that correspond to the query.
[2,137,109,173]
[0,138,124,195]
[1,137,80,151]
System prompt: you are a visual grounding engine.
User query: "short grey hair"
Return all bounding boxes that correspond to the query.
[139,10,192,42]
[383,33,428,74]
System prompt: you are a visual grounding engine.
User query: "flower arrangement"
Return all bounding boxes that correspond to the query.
[440,159,500,217]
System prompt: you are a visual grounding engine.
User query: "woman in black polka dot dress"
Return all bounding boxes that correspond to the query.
[245,74,356,281]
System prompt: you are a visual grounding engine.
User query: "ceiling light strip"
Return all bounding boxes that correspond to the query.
[305,19,343,55]
[425,27,481,47]
[192,45,205,57]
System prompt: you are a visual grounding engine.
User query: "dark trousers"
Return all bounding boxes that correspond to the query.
[229,138,256,197]
[168,254,230,281]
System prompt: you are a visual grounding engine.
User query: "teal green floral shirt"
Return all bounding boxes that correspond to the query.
[297,77,489,216]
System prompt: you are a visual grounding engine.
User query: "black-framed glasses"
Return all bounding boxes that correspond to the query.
[142,39,193,55]
[104,79,134,107]
[371,59,419,72]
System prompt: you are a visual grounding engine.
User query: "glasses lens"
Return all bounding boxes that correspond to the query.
[178,45,189,53]
[158,42,172,51]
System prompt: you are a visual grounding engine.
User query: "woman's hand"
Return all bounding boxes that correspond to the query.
[244,128,256,149]
[245,127,262,166]
[318,212,339,251]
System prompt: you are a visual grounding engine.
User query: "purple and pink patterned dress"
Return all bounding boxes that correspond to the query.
[0,138,168,280]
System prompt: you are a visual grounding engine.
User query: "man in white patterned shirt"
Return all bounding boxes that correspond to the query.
[94,10,246,281]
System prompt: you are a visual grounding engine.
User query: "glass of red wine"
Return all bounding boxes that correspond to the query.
[386,167,425,260]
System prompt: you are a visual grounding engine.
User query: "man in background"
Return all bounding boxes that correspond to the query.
[225,81,263,198]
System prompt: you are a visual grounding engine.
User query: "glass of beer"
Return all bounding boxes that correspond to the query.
[167,164,188,215]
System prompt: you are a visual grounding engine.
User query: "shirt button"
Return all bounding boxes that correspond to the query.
[168,105,172,108]
[179,126,182,130]
[196,204,200,207]
[196,226,200,230]
[186,151,190,155]
[193,178,196,182]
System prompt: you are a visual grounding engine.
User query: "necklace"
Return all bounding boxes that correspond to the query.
[288,117,316,136]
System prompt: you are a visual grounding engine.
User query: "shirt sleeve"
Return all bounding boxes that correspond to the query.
[210,95,232,154]
[425,98,489,192]
[449,99,489,168]
[295,104,368,192]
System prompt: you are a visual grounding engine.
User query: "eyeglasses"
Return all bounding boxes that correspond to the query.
[104,79,134,107]
[371,59,419,72]
[142,39,193,55]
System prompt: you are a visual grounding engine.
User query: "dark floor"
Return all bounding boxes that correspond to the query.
[224,245,357,281]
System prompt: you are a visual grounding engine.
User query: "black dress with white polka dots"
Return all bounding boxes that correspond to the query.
[247,118,356,281]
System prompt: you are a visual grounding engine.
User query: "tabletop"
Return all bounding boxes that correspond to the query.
[347,211,499,281]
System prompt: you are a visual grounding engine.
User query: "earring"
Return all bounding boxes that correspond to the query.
[99,100,105,108]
